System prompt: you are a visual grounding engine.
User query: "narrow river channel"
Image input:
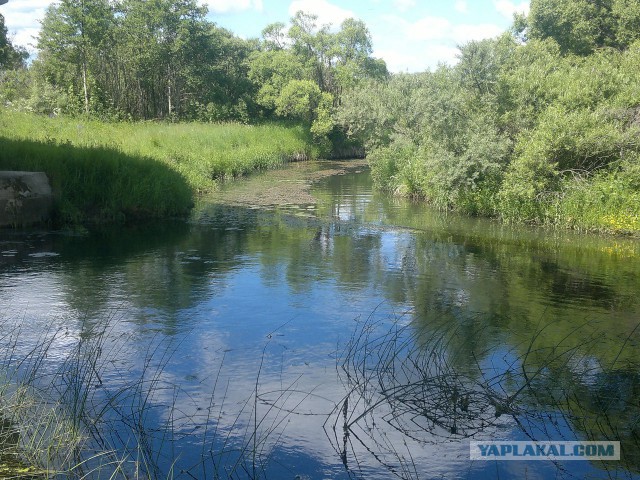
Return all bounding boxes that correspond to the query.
[1,162,639,479]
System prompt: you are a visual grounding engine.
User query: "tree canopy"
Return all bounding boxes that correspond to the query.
[0,13,26,69]
[527,0,640,54]
[3,1,386,134]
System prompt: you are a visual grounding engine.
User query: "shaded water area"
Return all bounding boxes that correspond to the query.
[1,161,640,479]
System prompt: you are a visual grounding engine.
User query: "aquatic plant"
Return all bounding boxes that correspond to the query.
[329,310,640,479]
[0,317,300,479]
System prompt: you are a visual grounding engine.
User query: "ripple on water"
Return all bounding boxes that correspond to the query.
[0,165,639,480]
[28,252,60,258]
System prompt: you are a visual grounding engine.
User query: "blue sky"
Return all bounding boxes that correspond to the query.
[1,0,529,72]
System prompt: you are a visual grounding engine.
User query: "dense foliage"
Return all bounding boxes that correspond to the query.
[0,3,386,151]
[0,13,26,69]
[1,1,639,233]
[337,0,640,235]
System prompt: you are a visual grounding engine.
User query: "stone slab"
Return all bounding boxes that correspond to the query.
[0,171,54,227]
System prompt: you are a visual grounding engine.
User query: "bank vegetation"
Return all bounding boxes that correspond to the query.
[1,0,639,233]
[337,0,640,235]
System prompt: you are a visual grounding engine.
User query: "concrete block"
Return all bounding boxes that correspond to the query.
[0,171,54,227]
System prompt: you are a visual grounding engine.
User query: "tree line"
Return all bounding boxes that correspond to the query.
[1,0,639,233]
[336,0,640,233]
[0,0,387,143]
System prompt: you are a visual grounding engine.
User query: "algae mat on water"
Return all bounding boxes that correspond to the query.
[197,158,368,210]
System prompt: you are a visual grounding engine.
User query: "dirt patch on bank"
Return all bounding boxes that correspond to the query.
[204,159,368,208]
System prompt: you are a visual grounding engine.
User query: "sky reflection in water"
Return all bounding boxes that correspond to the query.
[1,166,639,479]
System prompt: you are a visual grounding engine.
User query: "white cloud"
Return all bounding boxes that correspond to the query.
[406,16,451,41]
[4,9,48,29]
[288,0,355,28]
[452,23,504,43]
[11,27,39,51]
[493,0,530,19]
[385,15,502,44]
[393,0,416,13]
[2,0,55,11]
[454,1,469,14]
[204,0,263,14]
[370,11,506,73]
[375,45,459,72]
[1,0,55,51]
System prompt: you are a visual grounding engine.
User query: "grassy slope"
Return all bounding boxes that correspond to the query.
[0,110,315,224]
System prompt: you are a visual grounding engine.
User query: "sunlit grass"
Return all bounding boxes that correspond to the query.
[0,110,316,224]
[549,167,640,236]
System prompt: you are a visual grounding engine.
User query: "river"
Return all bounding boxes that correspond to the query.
[1,161,639,479]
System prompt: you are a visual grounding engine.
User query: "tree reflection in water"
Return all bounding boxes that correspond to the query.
[328,311,640,479]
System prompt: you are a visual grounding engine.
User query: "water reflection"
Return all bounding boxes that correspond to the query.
[0,165,639,479]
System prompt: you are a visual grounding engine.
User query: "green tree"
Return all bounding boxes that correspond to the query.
[34,0,261,120]
[0,13,27,69]
[115,0,212,118]
[193,26,257,121]
[287,12,329,90]
[275,79,333,139]
[528,0,617,55]
[275,79,322,122]
[332,18,387,93]
[37,0,114,114]
[456,35,515,97]
[248,49,308,112]
[261,22,287,51]
[0,13,29,109]
[528,0,612,55]
[287,13,387,99]
[249,11,386,149]
[612,0,640,47]
[528,0,640,53]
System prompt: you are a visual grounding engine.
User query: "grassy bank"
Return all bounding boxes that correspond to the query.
[369,145,640,237]
[0,110,316,224]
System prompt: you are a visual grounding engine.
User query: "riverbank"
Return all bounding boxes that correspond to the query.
[370,152,640,238]
[0,110,316,225]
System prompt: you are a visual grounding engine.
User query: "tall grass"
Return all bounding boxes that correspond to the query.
[0,110,316,224]
[548,166,640,235]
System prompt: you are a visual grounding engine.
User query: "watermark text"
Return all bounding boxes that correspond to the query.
[470,441,620,461]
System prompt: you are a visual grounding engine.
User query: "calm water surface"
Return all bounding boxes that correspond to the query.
[1,163,640,479]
